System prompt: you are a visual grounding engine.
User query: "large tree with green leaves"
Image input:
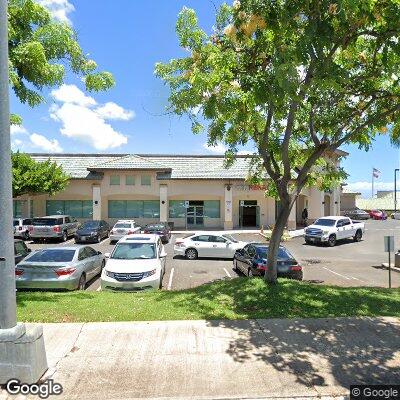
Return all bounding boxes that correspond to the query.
[156,0,400,283]
[12,152,69,197]
[8,0,114,124]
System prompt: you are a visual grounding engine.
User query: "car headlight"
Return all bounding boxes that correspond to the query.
[105,270,115,278]
[90,232,97,236]
[143,269,156,278]
[323,230,329,235]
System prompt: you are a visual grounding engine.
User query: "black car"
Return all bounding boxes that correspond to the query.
[14,239,31,264]
[143,223,171,244]
[343,209,370,220]
[74,220,110,243]
[233,243,303,280]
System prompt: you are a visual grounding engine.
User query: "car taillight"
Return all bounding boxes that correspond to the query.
[53,225,61,233]
[28,226,33,232]
[15,269,24,276]
[127,230,134,234]
[55,267,76,277]
[256,263,267,270]
[290,265,302,271]
[143,230,149,234]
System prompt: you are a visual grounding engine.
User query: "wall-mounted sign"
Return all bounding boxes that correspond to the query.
[234,184,267,191]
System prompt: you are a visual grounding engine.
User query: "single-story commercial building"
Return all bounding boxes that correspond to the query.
[13,152,346,230]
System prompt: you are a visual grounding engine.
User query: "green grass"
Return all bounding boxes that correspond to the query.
[16,278,400,323]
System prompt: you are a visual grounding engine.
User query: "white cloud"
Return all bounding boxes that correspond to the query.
[37,0,75,25]
[237,150,253,155]
[346,181,395,192]
[51,84,96,107]
[10,125,28,135]
[29,133,63,153]
[96,102,135,121]
[203,142,227,154]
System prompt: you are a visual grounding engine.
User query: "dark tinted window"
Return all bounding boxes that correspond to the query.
[23,219,32,225]
[314,218,336,227]
[65,217,71,223]
[85,247,98,257]
[13,220,19,226]
[247,245,256,257]
[209,236,226,243]
[192,235,211,242]
[82,221,100,229]
[78,248,88,261]
[256,246,293,260]
[27,249,76,262]
[32,218,62,226]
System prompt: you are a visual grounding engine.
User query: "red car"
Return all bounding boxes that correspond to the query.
[369,209,388,220]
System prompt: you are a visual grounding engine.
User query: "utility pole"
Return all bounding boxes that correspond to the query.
[395,169,399,213]
[0,0,47,384]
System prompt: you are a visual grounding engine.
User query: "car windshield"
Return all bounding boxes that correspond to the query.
[111,243,156,260]
[313,218,336,227]
[222,234,238,243]
[32,218,61,226]
[82,221,100,229]
[27,249,76,262]
[13,220,19,226]
[256,247,293,259]
[114,223,131,229]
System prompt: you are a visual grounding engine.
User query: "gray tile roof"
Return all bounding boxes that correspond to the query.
[28,153,255,180]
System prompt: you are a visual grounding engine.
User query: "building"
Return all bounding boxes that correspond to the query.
[356,191,397,212]
[13,153,345,230]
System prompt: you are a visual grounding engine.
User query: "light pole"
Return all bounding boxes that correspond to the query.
[0,0,47,384]
[395,169,399,213]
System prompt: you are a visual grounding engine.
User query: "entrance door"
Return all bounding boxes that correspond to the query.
[239,201,259,227]
[187,205,204,227]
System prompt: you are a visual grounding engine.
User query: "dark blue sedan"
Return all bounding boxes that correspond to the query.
[233,243,303,280]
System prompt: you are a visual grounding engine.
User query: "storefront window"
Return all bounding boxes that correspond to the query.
[141,175,151,186]
[46,200,93,218]
[204,200,220,218]
[169,200,186,218]
[143,201,160,218]
[108,200,126,218]
[110,175,120,185]
[109,200,160,218]
[13,200,24,217]
[126,176,135,185]
[126,201,142,218]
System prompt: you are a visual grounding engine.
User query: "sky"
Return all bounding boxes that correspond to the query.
[10,0,400,198]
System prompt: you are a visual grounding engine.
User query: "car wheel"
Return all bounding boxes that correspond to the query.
[100,260,105,272]
[232,259,238,272]
[96,235,101,243]
[62,231,68,242]
[291,271,303,281]
[354,230,362,242]
[305,239,312,245]
[77,274,86,290]
[327,234,336,247]
[185,248,198,260]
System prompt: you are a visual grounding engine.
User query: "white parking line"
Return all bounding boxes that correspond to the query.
[64,238,74,244]
[96,285,101,292]
[98,237,109,245]
[322,266,351,280]
[167,268,174,291]
[223,268,231,278]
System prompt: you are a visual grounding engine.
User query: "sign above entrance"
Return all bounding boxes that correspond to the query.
[234,184,267,191]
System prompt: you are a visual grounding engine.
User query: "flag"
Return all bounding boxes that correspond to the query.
[373,168,381,178]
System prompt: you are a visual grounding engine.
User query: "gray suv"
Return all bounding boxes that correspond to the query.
[30,215,79,242]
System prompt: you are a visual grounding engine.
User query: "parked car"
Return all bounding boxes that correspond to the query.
[143,223,171,244]
[75,220,110,243]
[174,232,247,260]
[392,212,400,220]
[109,220,141,243]
[14,239,31,265]
[13,218,33,240]
[343,209,370,220]
[29,215,79,242]
[15,246,105,290]
[101,234,166,291]
[233,243,303,280]
[304,216,365,247]
[369,209,388,220]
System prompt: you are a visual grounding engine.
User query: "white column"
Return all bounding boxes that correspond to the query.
[309,188,324,220]
[224,184,233,230]
[27,196,31,218]
[92,185,101,220]
[159,185,168,222]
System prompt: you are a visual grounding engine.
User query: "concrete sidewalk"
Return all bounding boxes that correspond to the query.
[2,317,400,399]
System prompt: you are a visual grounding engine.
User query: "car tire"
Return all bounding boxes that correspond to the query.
[74,239,79,244]
[291,271,303,281]
[354,230,362,242]
[100,260,105,272]
[62,231,68,242]
[96,235,100,243]
[77,274,86,290]
[327,234,336,247]
[305,239,312,245]
[185,248,198,260]
[232,259,238,272]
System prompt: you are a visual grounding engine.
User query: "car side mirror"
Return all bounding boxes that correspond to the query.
[105,253,110,258]
[160,251,167,258]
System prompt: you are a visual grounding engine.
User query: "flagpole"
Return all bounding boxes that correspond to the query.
[372,168,374,198]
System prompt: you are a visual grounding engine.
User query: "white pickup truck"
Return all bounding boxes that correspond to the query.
[304,216,365,247]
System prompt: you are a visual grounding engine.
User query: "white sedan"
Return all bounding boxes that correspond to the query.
[101,234,166,291]
[174,233,247,260]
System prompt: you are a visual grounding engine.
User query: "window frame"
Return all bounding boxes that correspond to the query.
[141,175,151,186]
[125,175,135,186]
[110,175,121,186]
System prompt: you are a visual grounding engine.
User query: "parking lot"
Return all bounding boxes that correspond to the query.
[23,219,400,291]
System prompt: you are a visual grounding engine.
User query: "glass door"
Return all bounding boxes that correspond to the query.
[187,205,204,227]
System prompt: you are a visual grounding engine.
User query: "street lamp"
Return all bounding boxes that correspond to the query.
[395,169,399,213]
[0,0,47,384]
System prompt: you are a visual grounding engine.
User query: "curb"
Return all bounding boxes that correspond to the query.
[381,263,400,273]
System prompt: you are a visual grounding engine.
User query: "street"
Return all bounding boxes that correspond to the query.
[23,218,400,291]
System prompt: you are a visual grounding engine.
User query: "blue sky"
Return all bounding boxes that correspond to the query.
[10,0,399,198]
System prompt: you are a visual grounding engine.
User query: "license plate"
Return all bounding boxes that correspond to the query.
[81,237,87,241]
[117,229,125,233]
[309,238,315,242]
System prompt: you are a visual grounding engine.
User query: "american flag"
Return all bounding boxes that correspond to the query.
[373,168,381,178]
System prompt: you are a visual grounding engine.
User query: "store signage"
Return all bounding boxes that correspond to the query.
[234,184,267,191]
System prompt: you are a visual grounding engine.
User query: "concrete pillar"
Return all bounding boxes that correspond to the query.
[92,185,101,220]
[224,184,233,230]
[27,196,31,218]
[287,197,296,229]
[159,185,168,222]
[308,188,324,220]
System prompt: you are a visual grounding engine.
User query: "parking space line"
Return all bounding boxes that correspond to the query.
[98,237,109,245]
[322,266,351,280]
[64,238,75,244]
[96,286,101,292]
[223,268,231,278]
[167,268,174,291]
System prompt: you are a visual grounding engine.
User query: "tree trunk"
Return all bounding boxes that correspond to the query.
[264,197,293,284]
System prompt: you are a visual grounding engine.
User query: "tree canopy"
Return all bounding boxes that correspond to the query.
[8,0,114,124]
[12,152,69,197]
[156,0,400,282]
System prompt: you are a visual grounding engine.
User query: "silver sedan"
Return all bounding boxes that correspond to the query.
[15,246,105,290]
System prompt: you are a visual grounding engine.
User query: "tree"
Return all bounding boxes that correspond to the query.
[156,0,400,283]
[8,0,114,124]
[12,152,69,197]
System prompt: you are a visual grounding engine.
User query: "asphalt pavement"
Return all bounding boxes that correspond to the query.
[23,218,400,290]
